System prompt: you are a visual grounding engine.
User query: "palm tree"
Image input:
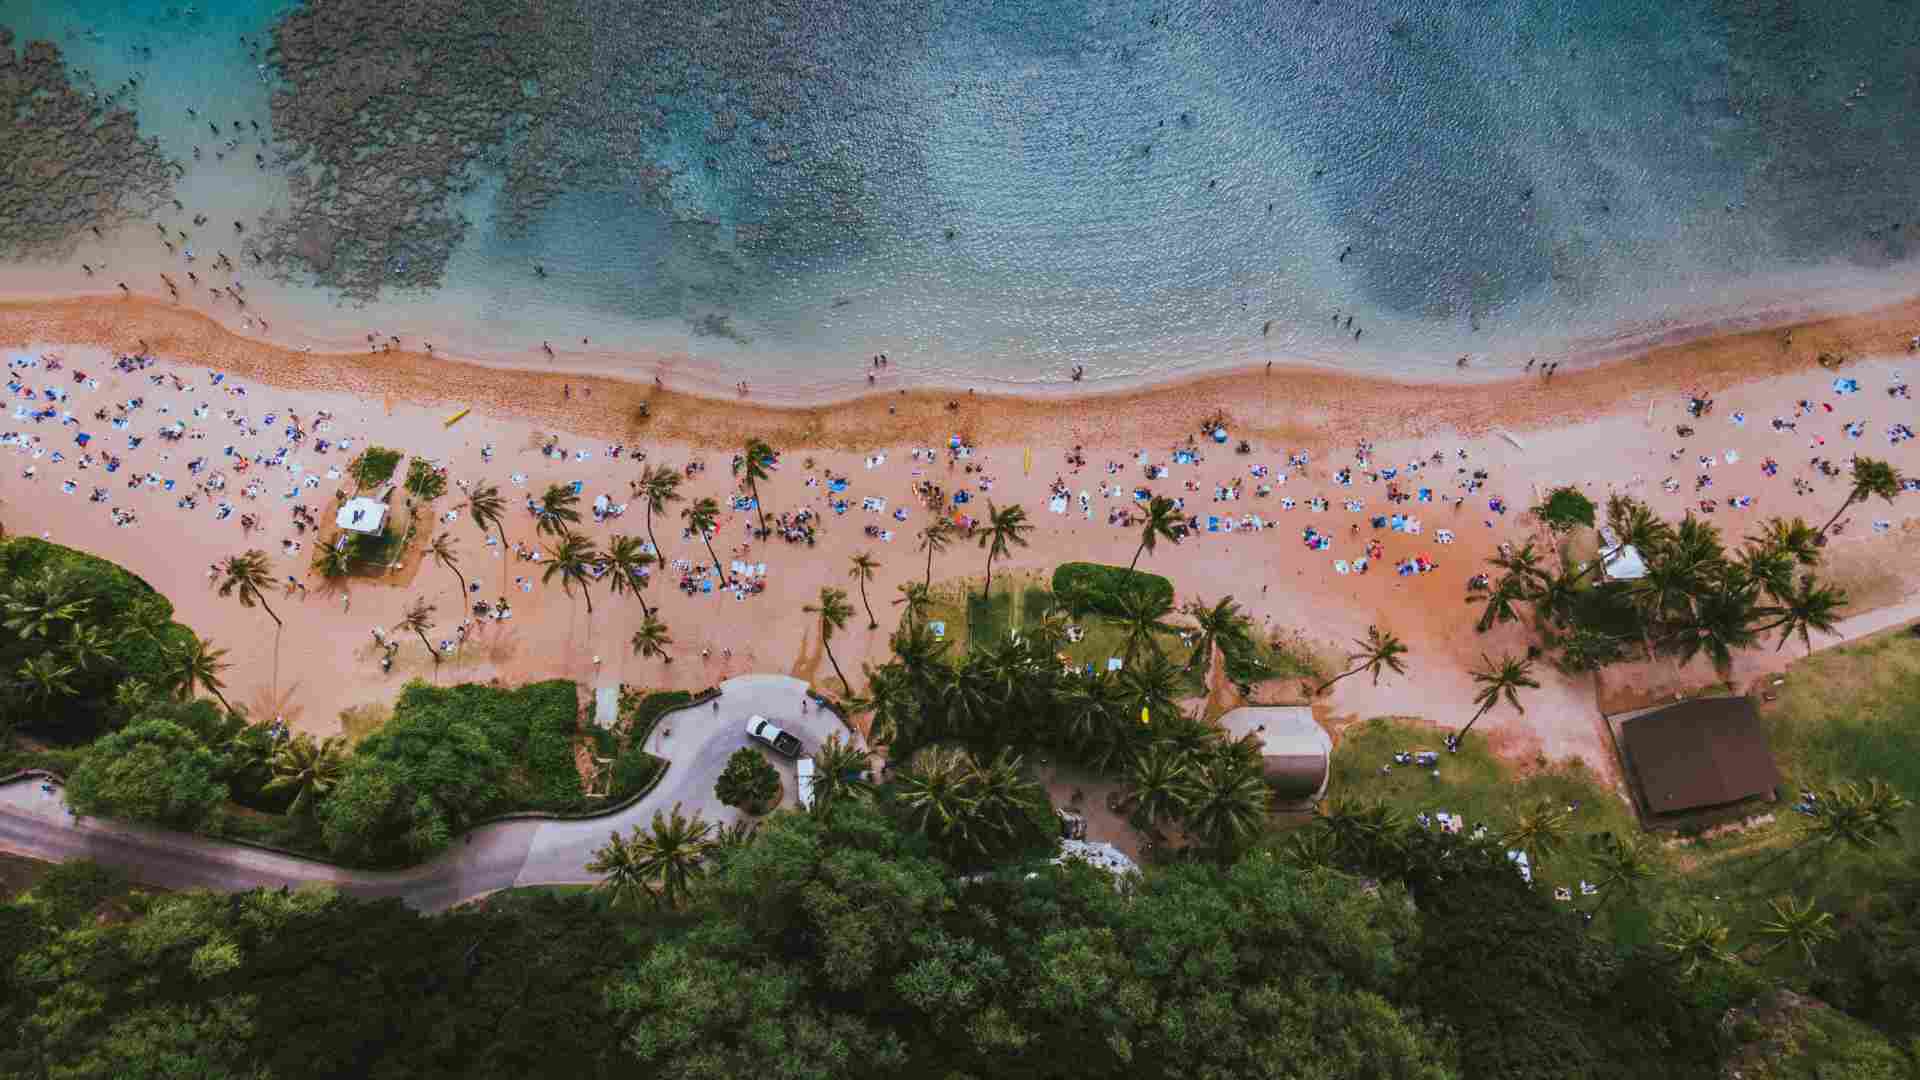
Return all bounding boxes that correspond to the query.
[809,733,874,814]
[604,534,657,618]
[848,551,881,629]
[15,655,76,708]
[1118,651,1183,727]
[895,746,985,851]
[1130,494,1184,572]
[1749,516,1822,568]
[1659,910,1735,981]
[1491,540,1552,591]
[536,483,582,537]
[167,637,232,712]
[1,573,89,641]
[918,518,955,590]
[315,541,351,582]
[631,614,673,664]
[584,828,651,910]
[1123,743,1192,833]
[62,621,115,675]
[1587,831,1659,917]
[847,663,915,747]
[1183,595,1254,679]
[1107,585,1178,663]
[217,550,282,629]
[1759,574,1848,654]
[1805,780,1910,862]
[1822,456,1903,535]
[892,581,932,627]
[465,481,511,552]
[588,803,715,910]
[736,437,774,535]
[404,460,447,502]
[1456,652,1539,748]
[1180,756,1270,857]
[1665,577,1760,674]
[805,587,854,693]
[396,597,437,661]
[1471,575,1527,633]
[635,465,683,563]
[682,497,723,572]
[1755,895,1837,970]
[971,749,1046,841]
[427,533,467,599]
[262,733,346,818]
[543,532,602,614]
[1606,494,1673,555]
[976,500,1032,598]
[1500,797,1571,870]
[1316,625,1410,694]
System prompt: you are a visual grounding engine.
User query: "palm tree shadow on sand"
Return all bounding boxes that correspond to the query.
[246,680,305,730]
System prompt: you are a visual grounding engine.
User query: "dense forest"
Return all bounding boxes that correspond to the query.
[2,802,1745,1080]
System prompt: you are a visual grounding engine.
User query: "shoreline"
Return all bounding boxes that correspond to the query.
[3,291,1919,454]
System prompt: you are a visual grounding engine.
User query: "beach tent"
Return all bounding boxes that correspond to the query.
[335,496,388,535]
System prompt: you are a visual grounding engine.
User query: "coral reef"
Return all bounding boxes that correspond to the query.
[0,28,176,259]
[254,0,593,300]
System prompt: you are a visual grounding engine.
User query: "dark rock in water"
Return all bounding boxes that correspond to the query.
[689,311,749,344]
[0,34,174,258]
[255,0,596,300]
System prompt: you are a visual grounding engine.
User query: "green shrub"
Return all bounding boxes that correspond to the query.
[627,690,695,744]
[350,446,403,490]
[609,749,665,800]
[0,537,200,737]
[1051,562,1174,617]
[1535,485,1597,532]
[714,747,779,812]
[404,457,447,501]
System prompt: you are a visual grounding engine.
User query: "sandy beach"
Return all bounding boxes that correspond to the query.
[2,294,1919,773]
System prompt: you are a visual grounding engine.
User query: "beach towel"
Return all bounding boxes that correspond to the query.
[828,478,848,493]
[1048,496,1068,514]
[1834,377,1860,395]
[1334,560,1350,574]
[865,453,886,469]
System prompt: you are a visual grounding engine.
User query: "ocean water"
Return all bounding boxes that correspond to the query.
[6,0,1920,399]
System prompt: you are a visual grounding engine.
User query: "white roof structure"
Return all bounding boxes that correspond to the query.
[1601,543,1647,581]
[335,496,388,535]
[1218,705,1333,802]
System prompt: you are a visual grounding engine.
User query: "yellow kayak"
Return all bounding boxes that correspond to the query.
[444,407,470,428]
[1023,447,1031,475]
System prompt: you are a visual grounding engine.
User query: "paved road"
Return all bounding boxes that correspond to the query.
[0,674,853,912]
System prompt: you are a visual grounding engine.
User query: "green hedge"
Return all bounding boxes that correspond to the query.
[1051,562,1174,617]
[609,749,666,800]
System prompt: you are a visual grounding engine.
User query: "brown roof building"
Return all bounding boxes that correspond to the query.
[1617,696,1780,819]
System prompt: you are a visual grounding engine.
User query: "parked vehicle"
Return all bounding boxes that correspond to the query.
[746,715,802,757]
[796,758,816,809]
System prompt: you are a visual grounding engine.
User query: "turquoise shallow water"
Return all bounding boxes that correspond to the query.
[7,0,1920,397]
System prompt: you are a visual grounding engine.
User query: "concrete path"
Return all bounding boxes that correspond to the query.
[0,674,853,912]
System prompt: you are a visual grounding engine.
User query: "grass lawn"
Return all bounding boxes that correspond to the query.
[1322,716,1642,924]
[923,569,1321,697]
[1649,627,1920,956]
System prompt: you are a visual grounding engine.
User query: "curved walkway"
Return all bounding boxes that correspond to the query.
[0,675,853,912]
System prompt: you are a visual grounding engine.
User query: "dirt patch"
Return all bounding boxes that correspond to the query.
[1594,653,1733,717]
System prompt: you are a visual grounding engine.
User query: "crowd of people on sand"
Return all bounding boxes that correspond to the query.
[4,338,1917,693]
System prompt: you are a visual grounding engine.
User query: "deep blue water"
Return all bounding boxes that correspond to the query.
[8,0,1920,395]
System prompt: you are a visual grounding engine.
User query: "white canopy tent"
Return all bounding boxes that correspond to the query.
[335,496,388,535]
